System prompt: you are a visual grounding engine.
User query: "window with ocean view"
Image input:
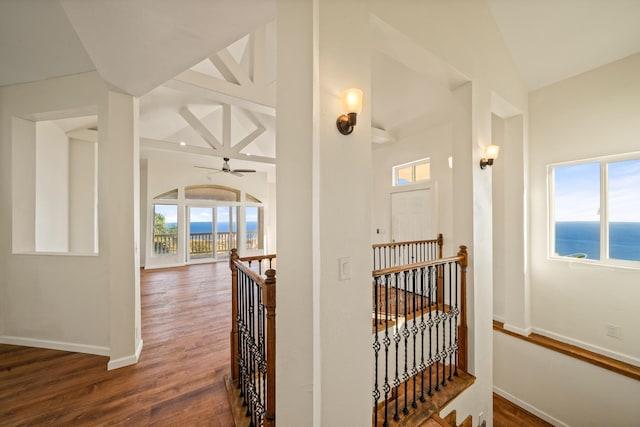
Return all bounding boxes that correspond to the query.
[550,154,640,265]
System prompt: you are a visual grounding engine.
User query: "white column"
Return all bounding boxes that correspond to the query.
[277,0,372,424]
[104,91,142,369]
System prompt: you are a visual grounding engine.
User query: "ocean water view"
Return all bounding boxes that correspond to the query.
[166,221,258,233]
[555,221,640,261]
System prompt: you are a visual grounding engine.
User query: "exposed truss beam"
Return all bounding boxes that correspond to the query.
[178,107,223,150]
[222,104,231,148]
[209,48,253,87]
[140,138,276,165]
[234,127,266,153]
[166,69,275,116]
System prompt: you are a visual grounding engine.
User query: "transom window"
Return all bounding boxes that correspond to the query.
[549,153,640,266]
[393,158,430,186]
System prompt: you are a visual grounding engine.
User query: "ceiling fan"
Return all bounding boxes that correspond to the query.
[195,157,256,177]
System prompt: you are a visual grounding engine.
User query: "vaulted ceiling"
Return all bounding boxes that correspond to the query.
[1,0,639,174]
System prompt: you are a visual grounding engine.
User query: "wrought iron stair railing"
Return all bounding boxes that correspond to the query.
[372,243,469,426]
[229,249,276,427]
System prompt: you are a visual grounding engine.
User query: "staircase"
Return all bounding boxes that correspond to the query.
[421,410,473,427]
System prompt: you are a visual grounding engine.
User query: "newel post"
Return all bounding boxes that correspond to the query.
[437,233,445,305]
[457,245,468,372]
[264,269,277,427]
[229,248,239,380]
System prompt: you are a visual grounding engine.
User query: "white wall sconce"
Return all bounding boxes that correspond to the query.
[336,88,363,135]
[480,144,500,169]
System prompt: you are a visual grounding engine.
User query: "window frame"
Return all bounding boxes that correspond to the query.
[392,157,431,187]
[548,151,640,269]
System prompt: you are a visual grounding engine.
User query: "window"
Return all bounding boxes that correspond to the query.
[153,204,178,255]
[550,154,640,265]
[185,185,239,201]
[393,158,430,186]
[245,206,264,250]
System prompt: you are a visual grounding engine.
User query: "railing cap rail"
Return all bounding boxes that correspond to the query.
[372,237,440,249]
[372,252,463,277]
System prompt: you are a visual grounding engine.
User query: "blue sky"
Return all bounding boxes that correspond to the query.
[555,159,640,222]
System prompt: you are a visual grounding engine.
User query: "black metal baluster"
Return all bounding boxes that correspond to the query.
[454,261,459,377]
[383,274,391,427]
[427,265,434,397]
[239,273,247,406]
[434,264,440,392]
[393,272,400,421]
[402,271,409,416]
[411,268,418,410]
[419,267,426,403]
[258,285,265,424]
[373,276,380,427]
[448,262,454,381]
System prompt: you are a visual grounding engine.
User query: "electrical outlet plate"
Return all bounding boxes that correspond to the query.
[606,323,621,338]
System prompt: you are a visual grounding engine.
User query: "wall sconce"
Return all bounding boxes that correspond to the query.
[336,88,363,135]
[480,144,500,169]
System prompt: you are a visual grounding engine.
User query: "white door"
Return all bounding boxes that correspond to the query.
[391,189,434,242]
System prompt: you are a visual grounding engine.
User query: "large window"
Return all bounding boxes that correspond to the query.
[550,154,640,265]
[393,158,430,186]
[153,204,178,255]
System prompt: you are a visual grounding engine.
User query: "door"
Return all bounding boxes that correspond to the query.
[188,207,214,262]
[391,189,434,243]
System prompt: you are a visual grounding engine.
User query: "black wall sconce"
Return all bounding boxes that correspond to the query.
[336,88,363,135]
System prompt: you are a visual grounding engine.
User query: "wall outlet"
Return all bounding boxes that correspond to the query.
[606,323,621,338]
[478,411,485,427]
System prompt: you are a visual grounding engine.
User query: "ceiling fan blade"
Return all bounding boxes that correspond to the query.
[230,171,244,177]
[232,169,256,173]
[194,165,221,172]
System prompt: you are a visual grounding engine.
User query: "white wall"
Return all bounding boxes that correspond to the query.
[69,138,98,253]
[493,52,640,427]
[35,121,69,252]
[371,120,454,250]
[0,72,141,368]
[495,332,640,426]
[528,54,640,361]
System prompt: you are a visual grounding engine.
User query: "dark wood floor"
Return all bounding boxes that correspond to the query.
[0,262,235,426]
[493,392,554,427]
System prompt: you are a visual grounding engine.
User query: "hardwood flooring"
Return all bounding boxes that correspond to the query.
[0,262,235,426]
[493,393,553,427]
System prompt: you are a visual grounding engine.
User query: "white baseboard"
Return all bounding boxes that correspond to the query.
[144,262,185,270]
[493,386,569,427]
[531,327,640,367]
[107,339,143,371]
[503,323,532,336]
[0,335,110,356]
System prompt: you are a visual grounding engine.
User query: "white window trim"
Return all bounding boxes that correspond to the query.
[547,151,640,269]
[392,157,430,187]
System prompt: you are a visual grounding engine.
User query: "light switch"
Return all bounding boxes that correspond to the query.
[339,257,351,281]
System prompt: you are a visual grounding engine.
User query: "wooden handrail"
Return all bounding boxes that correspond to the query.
[372,253,464,277]
[239,253,277,263]
[371,233,443,250]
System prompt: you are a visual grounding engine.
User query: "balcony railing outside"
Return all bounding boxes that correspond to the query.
[155,231,259,259]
